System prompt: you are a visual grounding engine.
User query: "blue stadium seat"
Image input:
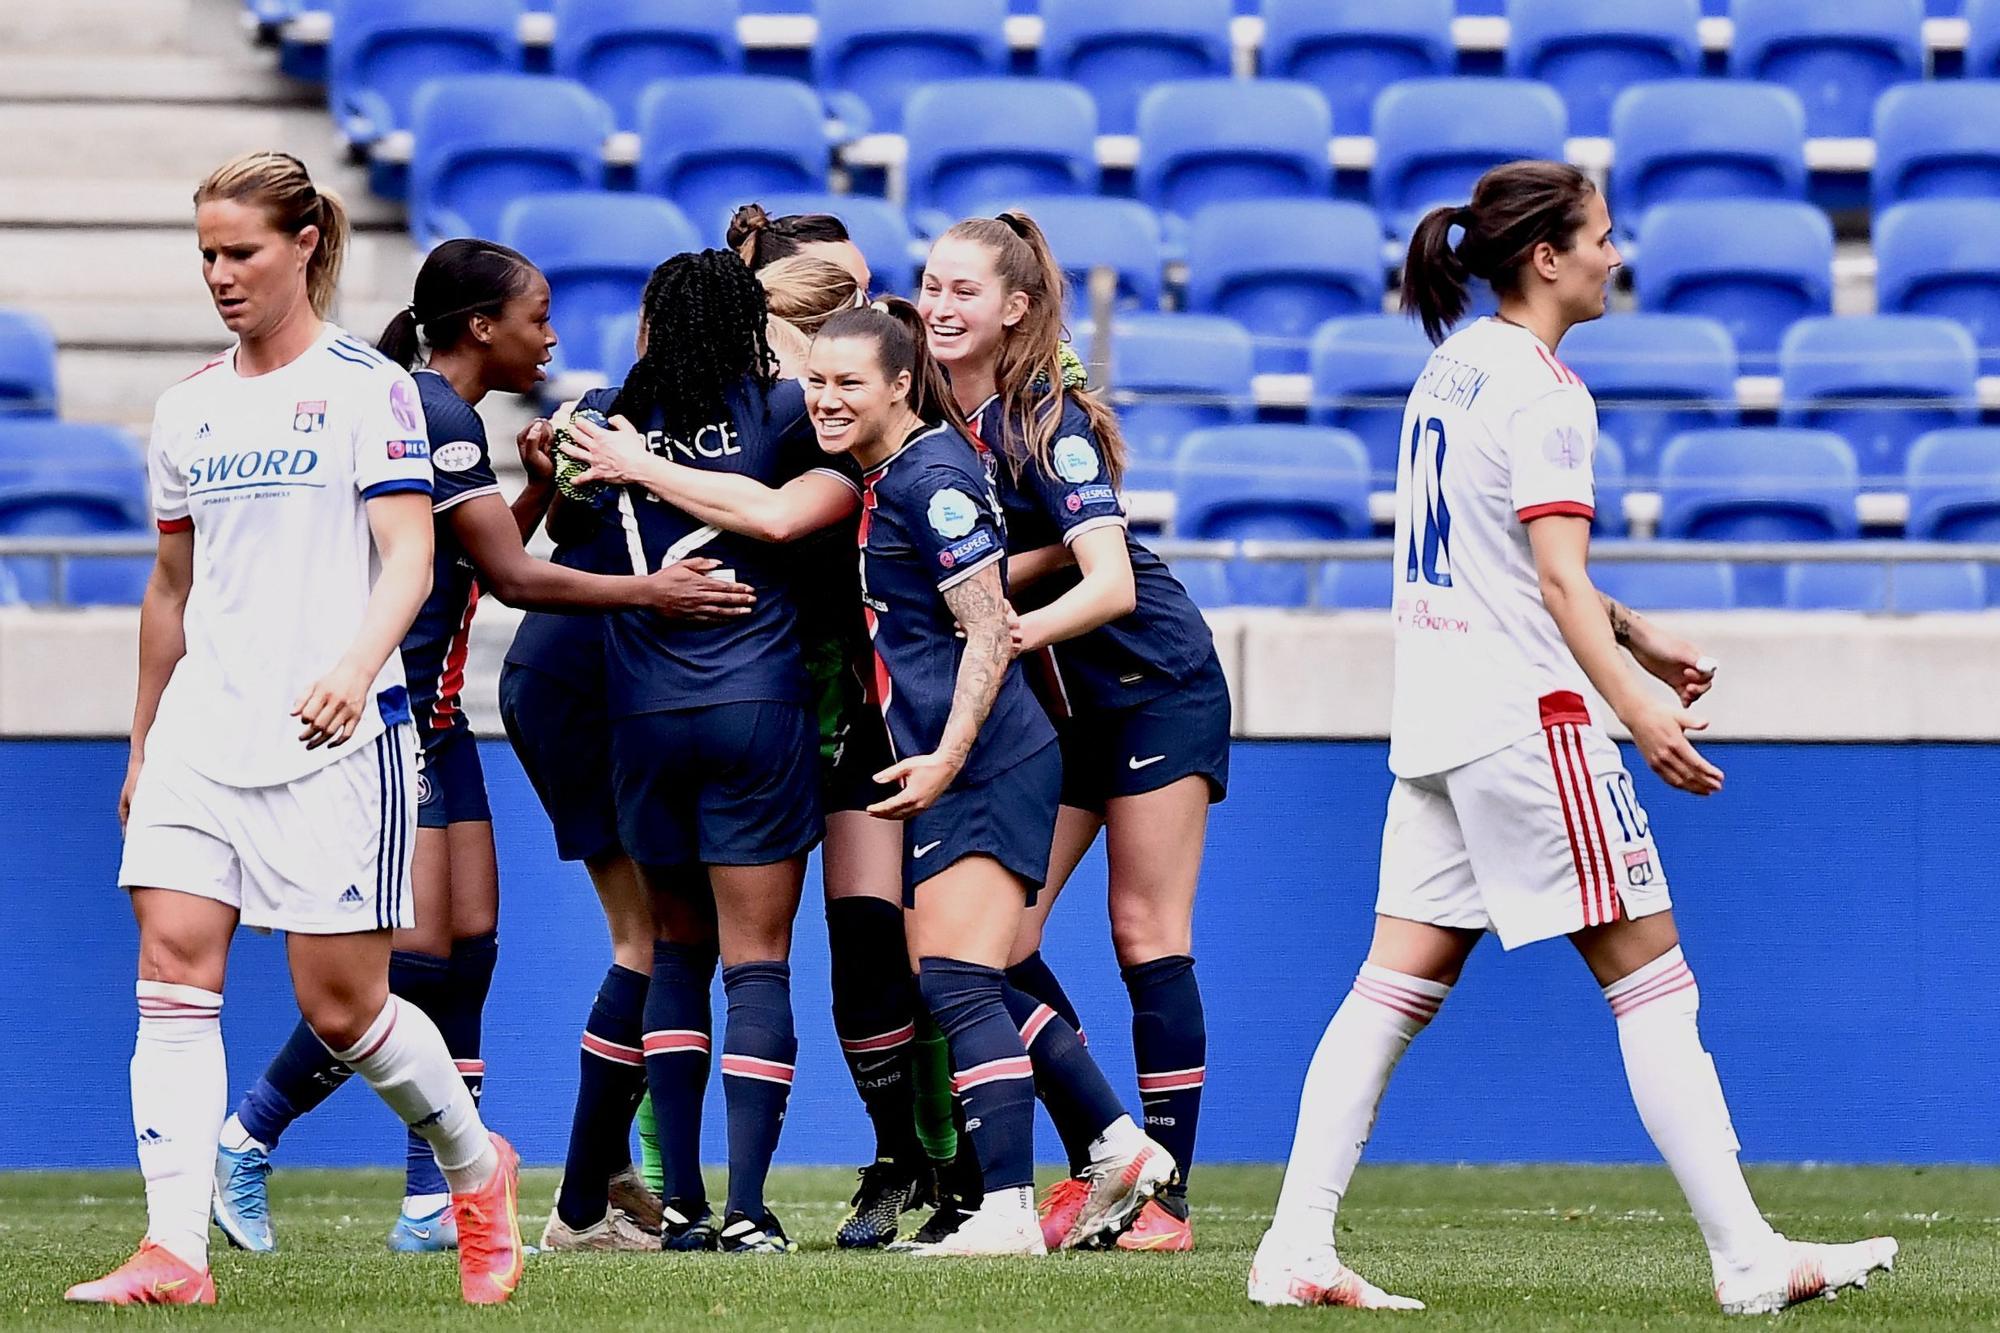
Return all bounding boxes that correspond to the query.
[328,0,524,150]
[1171,558,1234,609]
[1504,0,1702,139]
[0,309,57,418]
[1184,200,1385,375]
[813,0,1008,136]
[1308,314,1436,484]
[1038,0,1235,135]
[1315,559,1391,609]
[1593,433,1629,538]
[1958,0,2000,75]
[1259,0,1455,134]
[1632,201,1832,366]
[549,0,741,132]
[0,421,151,605]
[600,311,641,385]
[1876,201,2000,375]
[1106,313,1256,485]
[1872,82,2000,213]
[1778,315,1978,483]
[1174,424,1372,606]
[734,191,918,295]
[1608,82,1807,237]
[1371,79,1569,240]
[904,80,1098,234]
[636,77,826,244]
[407,76,609,245]
[1906,427,2000,540]
[1783,560,1985,612]
[1560,313,1737,482]
[1728,0,1926,138]
[499,193,699,377]
[1590,559,1736,610]
[1657,428,1859,604]
[1135,80,1334,226]
[975,197,1165,316]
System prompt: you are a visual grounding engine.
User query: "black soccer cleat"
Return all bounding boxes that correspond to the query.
[835,1158,932,1250]
[719,1210,797,1255]
[659,1197,720,1252]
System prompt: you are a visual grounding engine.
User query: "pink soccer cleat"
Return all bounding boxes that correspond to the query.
[451,1133,525,1306]
[1036,1177,1089,1252]
[64,1240,217,1306]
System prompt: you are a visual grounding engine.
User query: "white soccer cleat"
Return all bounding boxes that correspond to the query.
[539,1202,659,1253]
[1714,1235,1898,1316]
[1064,1119,1177,1248]
[903,1186,1048,1257]
[1248,1232,1426,1311]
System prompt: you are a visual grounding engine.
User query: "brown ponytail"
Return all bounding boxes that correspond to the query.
[818,297,963,431]
[1401,159,1596,345]
[727,202,852,272]
[195,151,349,319]
[939,210,1130,487]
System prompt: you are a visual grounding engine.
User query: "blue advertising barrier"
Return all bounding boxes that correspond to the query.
[3,739,1995,1169]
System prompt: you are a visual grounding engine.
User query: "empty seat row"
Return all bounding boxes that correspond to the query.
[0,421,152,606]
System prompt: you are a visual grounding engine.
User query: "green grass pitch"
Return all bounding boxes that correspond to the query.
[3,1165,1996,1330]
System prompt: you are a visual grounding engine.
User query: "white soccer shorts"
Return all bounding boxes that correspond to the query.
[1377,691,1670,950]
[119,724,417,935]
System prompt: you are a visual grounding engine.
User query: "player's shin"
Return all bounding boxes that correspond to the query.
[558,964,649,1230]
[643,940,718,1210]
[827,897,923,1162]
[133,981,227,1272]
[1004,952,1093,1173]
[324,997,494,1192]
[1122,954,1206,1198]
[719,960,797,1222]
[1268,965,1449,1242]
[918,959,1037,1196]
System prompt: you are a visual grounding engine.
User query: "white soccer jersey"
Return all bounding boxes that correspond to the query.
[144,324,434,788]
[1388,317,1600,779]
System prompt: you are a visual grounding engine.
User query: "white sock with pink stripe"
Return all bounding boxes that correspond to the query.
[1605,946,1778,1274]
[1267,964,1450,1243]
[132,980,226,1271]
[326,997,494,1193]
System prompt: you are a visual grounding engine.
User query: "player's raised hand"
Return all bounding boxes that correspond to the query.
[514,417,555,485]
[1625,700,1724,796]
[562,413,653,487]
[646,557,755,620]
[292,660,371,750]
[867,751,961,819]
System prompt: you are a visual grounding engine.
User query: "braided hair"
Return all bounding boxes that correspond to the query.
[614,248,777,447]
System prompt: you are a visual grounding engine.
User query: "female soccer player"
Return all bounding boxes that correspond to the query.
[919,213,1230,1252]
[728,203,871,289]
[206,240,742,1257]
[1250,160,1897,1314]
[67,151,521,1307]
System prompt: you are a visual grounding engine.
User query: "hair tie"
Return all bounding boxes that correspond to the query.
[870,299,892,314]
[1453,206,1476,230]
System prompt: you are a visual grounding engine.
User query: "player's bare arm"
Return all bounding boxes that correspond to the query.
[1014,526,1136,654]
[869,561,1015,819]
[294,490,433,751]
[1529,515,1722,795]
[1006,540,1076,591]
[1601,592,1717,708]
[120,527,195,826]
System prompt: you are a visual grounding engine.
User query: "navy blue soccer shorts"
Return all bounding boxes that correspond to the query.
[498,661,621,862]
[611,700,823,870]
[1056,651,1232,815]
[415,724,492,829]
[902,738,1062,906]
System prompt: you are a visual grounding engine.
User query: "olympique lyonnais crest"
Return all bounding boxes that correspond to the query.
[292,400,326,433]
[1623,848,1655,887]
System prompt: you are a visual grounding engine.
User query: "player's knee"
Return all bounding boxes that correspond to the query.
[297,980,389,1053]
[136,927,226,991]
[1107,900,1190,966]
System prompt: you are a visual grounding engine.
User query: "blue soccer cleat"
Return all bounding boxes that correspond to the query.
[386,1203,459,1253]
[212,1142,276,1254]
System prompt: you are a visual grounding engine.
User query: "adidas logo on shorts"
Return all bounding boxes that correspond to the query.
[339,885,365,907]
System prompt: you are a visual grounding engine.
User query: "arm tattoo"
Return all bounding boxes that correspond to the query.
[938,563,1014,764]
[1600,592,1635,647]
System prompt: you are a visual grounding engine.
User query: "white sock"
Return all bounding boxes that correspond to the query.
[132,980,227,1271]
[218,1112,264,1154]
[323,998,496,1193]
[1268,964,1449,1244]
[402,1191,450,1220]
[1086,1113,1145,1161]
[1606,947,1779,1273]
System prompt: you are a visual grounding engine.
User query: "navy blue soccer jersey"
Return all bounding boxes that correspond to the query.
[401,369,502,743]
[860,421,1054,783]
[974,394,1215,712]
[602,375,858,717]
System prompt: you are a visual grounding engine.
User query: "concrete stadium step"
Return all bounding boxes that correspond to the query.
[0,173,403,230]
[0,228,420,304]
[0,55,311,107]
[0,103,362,183]
[41,297,408,354]
[0,0,198,56]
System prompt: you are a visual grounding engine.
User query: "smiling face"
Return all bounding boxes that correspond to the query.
[806,334,910,461]
[475,269,556,395]
[918,236,1028,383]
[196,198,317,340]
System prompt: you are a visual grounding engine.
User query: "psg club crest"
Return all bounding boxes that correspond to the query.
[292,400,326,433]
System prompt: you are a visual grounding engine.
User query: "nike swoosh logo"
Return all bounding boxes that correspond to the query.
[152,1279,187,1295]
[913,840,942,858]
[405,1226,432,1240]
[1128,754,1166,770]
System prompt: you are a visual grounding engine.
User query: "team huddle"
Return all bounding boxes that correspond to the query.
[69,149,1898,1317]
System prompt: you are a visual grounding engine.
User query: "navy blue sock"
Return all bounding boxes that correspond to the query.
[1123,955,1205,1196]
[720,960,796,1221]
[825,897,922,1163]
[917,958,1035,1194]
[443,931,499,1107]
[237,1019,352,1149]
[1004,954,1096,1174]
[558,964,649,1230]
[1002,982,1127,1161]
[643,940,717,1208]
[390,949,453,1199]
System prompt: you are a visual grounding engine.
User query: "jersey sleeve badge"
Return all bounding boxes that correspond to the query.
[926,487,979,539]
[1052,434,1101,483]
